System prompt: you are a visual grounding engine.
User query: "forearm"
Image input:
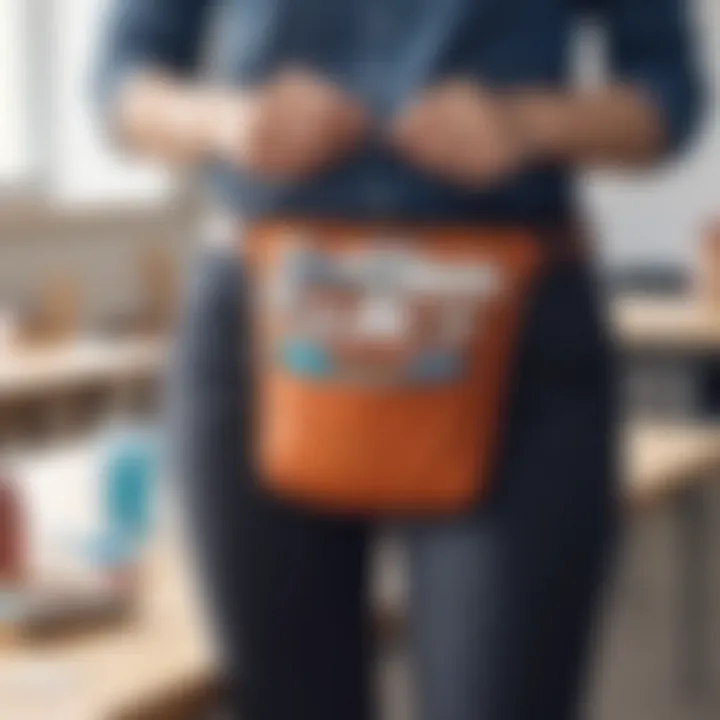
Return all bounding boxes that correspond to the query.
[112,69,370,179]
[116,72,669,172]
[113,72,241,165]
[509,85,668,168]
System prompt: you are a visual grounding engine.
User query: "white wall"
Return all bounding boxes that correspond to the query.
[583,0,720,269]
[51,0,173,206]
[0,0,32,183]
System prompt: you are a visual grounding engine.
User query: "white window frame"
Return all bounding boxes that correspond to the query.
[0,0,185,229]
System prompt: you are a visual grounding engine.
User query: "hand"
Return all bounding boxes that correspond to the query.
[389,80,536,188]
[207,69,369,180]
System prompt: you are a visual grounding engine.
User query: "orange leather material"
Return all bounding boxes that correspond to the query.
[243,221,549,515]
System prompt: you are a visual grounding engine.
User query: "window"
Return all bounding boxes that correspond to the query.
[0,0,175,211]
[51,0,173,207]
[0,0,34,190]
[583,0,720,267]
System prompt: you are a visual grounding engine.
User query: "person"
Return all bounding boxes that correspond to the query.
[94,1,701,718]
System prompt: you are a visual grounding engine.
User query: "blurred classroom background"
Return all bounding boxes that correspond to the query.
[1,1,720,719]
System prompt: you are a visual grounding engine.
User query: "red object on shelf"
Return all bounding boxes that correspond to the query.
[0,468,25,586]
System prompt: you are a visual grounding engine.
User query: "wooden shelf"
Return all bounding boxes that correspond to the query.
[0,338,166,403]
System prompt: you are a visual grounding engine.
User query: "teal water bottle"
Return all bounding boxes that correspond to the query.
[98,424,158,568]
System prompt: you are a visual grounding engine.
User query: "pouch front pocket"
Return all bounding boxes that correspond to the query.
[246,222,544,515]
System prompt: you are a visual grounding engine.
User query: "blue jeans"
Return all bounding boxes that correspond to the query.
[168,246,618,720]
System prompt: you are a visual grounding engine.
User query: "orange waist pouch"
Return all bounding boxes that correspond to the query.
[243,220,569,516]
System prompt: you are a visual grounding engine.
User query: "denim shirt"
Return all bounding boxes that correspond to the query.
[96,0,701,223]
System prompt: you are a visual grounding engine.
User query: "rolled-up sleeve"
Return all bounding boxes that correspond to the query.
[590,0,704,155]
[93,0,215,122]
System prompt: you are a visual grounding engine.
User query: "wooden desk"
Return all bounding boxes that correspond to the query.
[3,423,717,720]
[0,540,215,720]
[613,296,720,353]
[0,339,166,403]
[625,423,720,508]
[629,423,720,698]
[0,443,215,720]
[613,296,720,695]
